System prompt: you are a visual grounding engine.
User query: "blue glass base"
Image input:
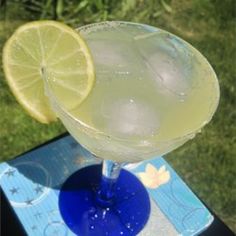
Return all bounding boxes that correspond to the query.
[59,164,150,236]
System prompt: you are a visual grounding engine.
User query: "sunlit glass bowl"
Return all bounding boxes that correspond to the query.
[45,21,220,163]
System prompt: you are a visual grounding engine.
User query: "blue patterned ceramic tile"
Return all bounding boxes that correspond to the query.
[0,135,213,236]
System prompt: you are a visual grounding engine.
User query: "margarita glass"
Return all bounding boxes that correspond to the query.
[44,21,219,235]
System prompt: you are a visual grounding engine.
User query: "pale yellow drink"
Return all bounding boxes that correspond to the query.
[50,22,219,162]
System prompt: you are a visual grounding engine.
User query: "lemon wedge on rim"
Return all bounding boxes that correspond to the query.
[3,20,95,123]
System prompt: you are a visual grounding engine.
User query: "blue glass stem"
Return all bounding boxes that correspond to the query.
[96,160,123,208]
[59,163,151,235]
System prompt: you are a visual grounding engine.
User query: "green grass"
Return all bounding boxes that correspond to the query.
[0,0,235,232]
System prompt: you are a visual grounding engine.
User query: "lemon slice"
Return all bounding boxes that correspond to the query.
[2,21,95,123]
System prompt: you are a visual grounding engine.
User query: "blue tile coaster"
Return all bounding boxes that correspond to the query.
[0,135,213,236]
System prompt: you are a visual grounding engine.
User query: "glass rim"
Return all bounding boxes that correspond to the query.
[44,20,220,145]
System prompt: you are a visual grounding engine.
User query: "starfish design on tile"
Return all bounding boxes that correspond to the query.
[5,169,15,177]
[25,198,34,205]
[34,185,44,194]
[9,187,19,195]
[34,212,42,219]
[31,225,37,231]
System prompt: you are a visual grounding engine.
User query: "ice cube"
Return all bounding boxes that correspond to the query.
[103,98,160,138]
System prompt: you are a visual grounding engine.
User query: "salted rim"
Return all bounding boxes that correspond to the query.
[47,21,220,145]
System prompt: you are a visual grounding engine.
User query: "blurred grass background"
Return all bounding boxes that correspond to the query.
[0,0,235,232]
